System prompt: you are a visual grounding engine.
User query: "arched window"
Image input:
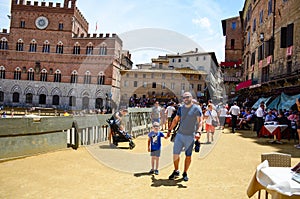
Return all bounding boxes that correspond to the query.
[39,94,46,104]
[16,39,24,51]
[70,70,78,83]
[25,93,33,104]
[86,42,93,55]
[42,40,50,53]
[14,67,21,80]
[56,41,63,54]
[0,37,8,50]
[69,96,76,106]
[0,91,4,102]
[40,69,47,82]
[95,98,103,109]
[0,66,5,79]
[82,96,89,109]
[27,68,34,81]
[84,71,91,84]
[97,72,105,85]
[12,92,19,103]
[73,42,80,54]
[54,70,61,82]
[99,44,107,55]
[52,95,59,105]
[29,39,37,52]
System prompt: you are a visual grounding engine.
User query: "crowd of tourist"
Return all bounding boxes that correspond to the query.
[141,95,300,149]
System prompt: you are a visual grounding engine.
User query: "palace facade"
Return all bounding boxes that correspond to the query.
[120,50,225,107]
[0,0,132,111]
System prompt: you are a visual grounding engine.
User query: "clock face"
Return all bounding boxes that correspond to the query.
[35,16,49,29]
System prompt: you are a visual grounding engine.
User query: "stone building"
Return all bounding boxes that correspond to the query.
[221,16,244,100]
[239,0,300,98]
[0,0,132,112]
[120,50,225,107]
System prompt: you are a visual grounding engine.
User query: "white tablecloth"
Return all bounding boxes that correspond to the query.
[264,125,288,134]
[256,160,300,197]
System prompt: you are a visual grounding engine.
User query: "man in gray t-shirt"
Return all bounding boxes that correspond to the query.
[151,101,161,123]
[167,92,202,181]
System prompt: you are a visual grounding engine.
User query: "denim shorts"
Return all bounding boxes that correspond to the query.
[150,150,161,157]
[173,133,194,156]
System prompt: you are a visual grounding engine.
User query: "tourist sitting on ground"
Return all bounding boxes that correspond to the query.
[265,110,276,122]
[237,110,252,130]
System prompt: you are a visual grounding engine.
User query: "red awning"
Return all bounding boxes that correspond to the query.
[235,79,252,91]
[220,61,242,67]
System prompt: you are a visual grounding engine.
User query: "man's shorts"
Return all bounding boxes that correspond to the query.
[150,150,161,157]
[173,133,194,156]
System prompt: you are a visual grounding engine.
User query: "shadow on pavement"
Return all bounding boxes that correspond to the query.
[98,145,130,150]
[151,176,186,188]
[234,128,300,158]
[133,172,153,177]
[133,172,187,188]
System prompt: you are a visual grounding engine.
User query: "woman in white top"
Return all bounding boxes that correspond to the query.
[204,104,220,143]
[218,105,228,130]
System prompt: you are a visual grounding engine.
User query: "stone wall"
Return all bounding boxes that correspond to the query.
[0,108,152,161]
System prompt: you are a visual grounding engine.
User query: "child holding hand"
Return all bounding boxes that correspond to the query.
[148,122,167,175]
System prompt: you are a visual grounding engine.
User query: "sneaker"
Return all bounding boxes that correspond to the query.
[294,144,300,149]
[168,170,180,180]
[154,170,159,175]
[149,169,154,174]
[182,172,189,181]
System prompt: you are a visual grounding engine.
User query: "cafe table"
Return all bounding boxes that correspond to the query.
[247,160,300,199]
[259,124,288,143]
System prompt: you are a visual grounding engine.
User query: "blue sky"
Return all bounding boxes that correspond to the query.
[0,0,244,65]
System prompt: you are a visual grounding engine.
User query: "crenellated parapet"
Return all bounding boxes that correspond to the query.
[0,29,9,34]
[12,0,76,10]
[72,33,122,44]
[73,33,118,39]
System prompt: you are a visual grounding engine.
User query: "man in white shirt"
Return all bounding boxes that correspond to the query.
[255,103,265,137]
[228,101,240,133]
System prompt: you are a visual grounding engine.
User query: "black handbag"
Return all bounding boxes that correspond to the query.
[194,140,200,152]
[170,106,188,142]
[170,132,177,142]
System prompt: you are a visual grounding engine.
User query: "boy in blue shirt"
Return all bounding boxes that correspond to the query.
[148,122,167,175]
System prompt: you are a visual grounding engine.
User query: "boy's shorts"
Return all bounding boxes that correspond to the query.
[150,150,161,157]
[173,133,194,156]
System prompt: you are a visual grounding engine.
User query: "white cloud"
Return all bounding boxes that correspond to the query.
[192,17,211,28]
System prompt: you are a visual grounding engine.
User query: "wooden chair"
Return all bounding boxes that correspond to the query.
[258,152,291,199]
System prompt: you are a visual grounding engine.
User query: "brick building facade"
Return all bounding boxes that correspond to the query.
[239,0,300,98]
[0,0,132,112]
[221,16,243,100]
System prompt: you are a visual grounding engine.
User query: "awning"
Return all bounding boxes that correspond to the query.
[252,97,272,109]
[220,61,242,67]
[235,79,252,91]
